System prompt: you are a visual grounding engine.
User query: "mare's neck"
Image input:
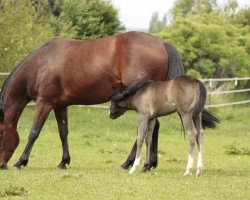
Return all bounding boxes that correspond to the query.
[3,96,30,129]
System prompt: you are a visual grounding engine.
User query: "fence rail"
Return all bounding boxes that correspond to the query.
[0,73,249,108]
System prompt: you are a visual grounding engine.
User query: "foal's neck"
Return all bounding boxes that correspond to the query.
[119,97,134,110]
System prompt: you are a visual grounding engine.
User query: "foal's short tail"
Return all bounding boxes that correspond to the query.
[202,109,220,129]
[194,80,220,129]
[193,80,207,117]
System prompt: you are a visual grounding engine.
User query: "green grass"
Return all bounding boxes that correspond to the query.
[0,105,249,199]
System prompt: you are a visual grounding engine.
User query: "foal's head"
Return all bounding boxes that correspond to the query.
[109,100,127,119]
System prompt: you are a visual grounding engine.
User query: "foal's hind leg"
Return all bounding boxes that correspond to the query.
[54,107,70,169]
[13,99,53,169]
[181,113,197,176]
[193,113,203,176]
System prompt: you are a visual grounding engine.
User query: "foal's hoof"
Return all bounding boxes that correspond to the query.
[196,168,202,177]
[184,169,192,176]
[12,165,21,170]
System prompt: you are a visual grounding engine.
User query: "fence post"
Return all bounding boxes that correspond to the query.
[233,77,238,108]
[208,78,212,109]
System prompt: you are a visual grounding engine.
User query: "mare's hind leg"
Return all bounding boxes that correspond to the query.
[54,107,70,169]
[193,113,203,176]
[13,100,53,169]
[142,118,156,172]
[181,113,197,176]
[121,118,159,170]
[129,114,149,174]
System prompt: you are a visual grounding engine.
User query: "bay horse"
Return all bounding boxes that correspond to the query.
[0,31,185,169]
[109,76,220,176]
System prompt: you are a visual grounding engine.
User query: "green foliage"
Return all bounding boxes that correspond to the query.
[159,11,250,78]
[171,0,217,19]
[148,12,167,34]
[0,185,28,197]
[52,0,124,39]
[224,142,250,155]
[31,0,64,18]
[232,7,250,27]
[0,1,54,72]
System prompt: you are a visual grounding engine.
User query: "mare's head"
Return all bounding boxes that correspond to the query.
[0,109,19,169]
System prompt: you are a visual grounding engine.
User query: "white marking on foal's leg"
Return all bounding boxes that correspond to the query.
[196,151,203,177]
[129,157,140,174]
[184,154,193,176]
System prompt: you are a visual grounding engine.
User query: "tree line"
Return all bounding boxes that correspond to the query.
[0,0,249,80]
[149,0,250,79]
[0,0,124,72]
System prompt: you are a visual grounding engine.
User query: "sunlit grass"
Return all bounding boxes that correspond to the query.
[0,105,249,199]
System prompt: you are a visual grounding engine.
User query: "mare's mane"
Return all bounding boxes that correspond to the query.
[0,43,49,109]
[112,80,153,102]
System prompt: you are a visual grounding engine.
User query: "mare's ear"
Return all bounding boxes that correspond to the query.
[0,109,4,122]
[112,87,121,95]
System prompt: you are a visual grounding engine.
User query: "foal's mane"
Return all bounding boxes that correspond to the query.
[112,80,153,102]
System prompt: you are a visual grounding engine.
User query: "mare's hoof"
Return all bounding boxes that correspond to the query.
[141,164,151,172]
[0,164,8,170]
[57,164,67,170]
[121,162,132,170]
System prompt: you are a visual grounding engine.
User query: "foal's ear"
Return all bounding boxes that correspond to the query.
[112,87,121,95]
[0,109,4,122]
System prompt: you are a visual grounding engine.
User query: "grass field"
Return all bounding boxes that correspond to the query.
[0,105,249,199]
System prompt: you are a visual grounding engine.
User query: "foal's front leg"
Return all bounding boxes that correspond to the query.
[142,118,156,172]
[129,114,149,174]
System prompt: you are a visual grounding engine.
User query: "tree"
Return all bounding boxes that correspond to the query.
[171,0,217,19]
[0,1,53,72]
[232,7,250,27]
[148,12,167,34]
[158,11,250,78]
[52,0,124,39]
[31,0,64,18]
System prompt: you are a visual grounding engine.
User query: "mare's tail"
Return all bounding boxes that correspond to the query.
[193,80,220,129]
[163,42,185,80]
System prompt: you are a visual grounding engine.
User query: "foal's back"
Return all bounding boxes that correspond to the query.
[132,76,203,117]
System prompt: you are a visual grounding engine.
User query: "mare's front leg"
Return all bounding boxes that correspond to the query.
[54,107,70,169]
[181,113,197,176]
[121,118,159,170]
[13,99,53,169]
[129,114,149,174]
[142,118,156,172]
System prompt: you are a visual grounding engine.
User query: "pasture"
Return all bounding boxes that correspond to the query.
[0,105,249,199]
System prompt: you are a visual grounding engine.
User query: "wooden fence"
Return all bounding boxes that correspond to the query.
[0,73,249,108]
